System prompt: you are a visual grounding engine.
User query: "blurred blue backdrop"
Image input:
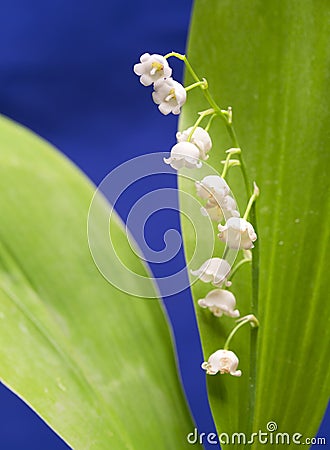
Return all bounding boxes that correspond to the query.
[0,1,328,449]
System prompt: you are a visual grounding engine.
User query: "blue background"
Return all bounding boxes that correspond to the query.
[0,1,328,448]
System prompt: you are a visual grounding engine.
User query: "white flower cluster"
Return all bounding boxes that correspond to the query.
[192,177,258,376]
[134,51,259,379]
[134,52,212,169]
[134,53,186,116]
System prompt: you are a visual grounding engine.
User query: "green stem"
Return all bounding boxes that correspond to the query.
[164,52,221,113]
[164,52,201,83]
[202,88,222,113]
[248,203,259,439]
[215,100,259,444]
[185,80,207,92]
[221,153,232,179]
[221,117,259,447]
[243,188,259,220]
[187,109,215,141]
[224,121,252,197]
[250,204,259,319]
[205,113,217,132]
[167,51,260,442]
[220,148,240,178]
[226,134,258,448]
[229,257,251,281]
[224,315,259,350]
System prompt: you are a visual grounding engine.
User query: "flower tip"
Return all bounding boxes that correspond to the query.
[236,314,259,328]
[249,315,260,328]
[226,147,241,155]
[253,181,260,197]
[232,370,242,377]
[243,249,253,261]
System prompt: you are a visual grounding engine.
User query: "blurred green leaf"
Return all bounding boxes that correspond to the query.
[180,0,330,447]
[0,115,196,449]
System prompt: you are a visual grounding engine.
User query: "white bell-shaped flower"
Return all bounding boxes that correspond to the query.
[198,289,240,318]
[152,78,187,115]
[176,127,212,160]
[201,349,242,376]
[133,53,172,86]
[196,175,230,203]
[196,176,239,222]
[164,142,202,170]
[190,257,231,287]
[218,217,257,249]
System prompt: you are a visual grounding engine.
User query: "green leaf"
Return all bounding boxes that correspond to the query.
[179,0,330,446]
[0,115,197,449]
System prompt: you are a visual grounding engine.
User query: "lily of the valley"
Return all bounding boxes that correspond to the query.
[190,257,231,287]
[202,195,240,222]
[163,142,202,170]
[218,217,257,249]
[196,175,230,201]
[152,78,186,115]
[201,349,242,377]
[196,175,239,221]
[133,53,172,86]
[176,127,212,160]
[198,289,240,318]
[164,127,211,170]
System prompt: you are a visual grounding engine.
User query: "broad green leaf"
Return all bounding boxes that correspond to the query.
[180,0,329,447]
[0,115,197,449]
